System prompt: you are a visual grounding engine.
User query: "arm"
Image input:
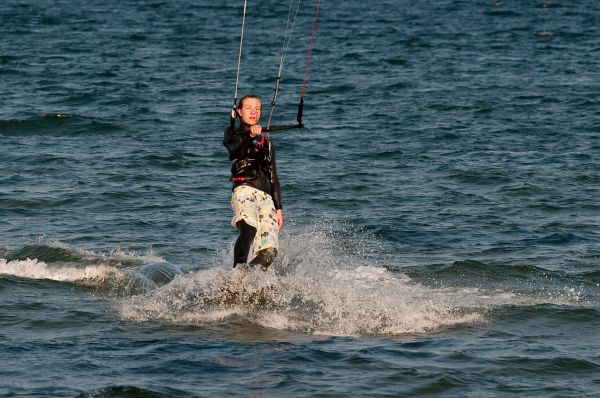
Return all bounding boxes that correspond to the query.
[270,147,284,228]
[223,127,253,160]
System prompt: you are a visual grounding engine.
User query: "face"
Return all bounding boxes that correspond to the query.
[237,97,262,126]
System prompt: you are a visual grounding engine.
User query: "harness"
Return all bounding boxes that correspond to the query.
[230,137,272,182]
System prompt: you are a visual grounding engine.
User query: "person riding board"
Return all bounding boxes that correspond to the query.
[223,0,319,271]
[223,95,284,270]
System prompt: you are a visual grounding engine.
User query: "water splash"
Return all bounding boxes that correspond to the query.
[116,224,595,336]
[117,225,489,336]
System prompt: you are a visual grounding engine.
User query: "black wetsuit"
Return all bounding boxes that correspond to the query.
[223,123,282,209]
[223,123,281,268]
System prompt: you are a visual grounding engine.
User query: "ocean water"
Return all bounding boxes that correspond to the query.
[1,0,599,396]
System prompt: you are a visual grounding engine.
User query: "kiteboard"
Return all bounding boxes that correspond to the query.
[217,265,278,307]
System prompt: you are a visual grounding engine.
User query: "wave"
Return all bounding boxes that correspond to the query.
[0,258,124,283]
[6,243,89,263]
[0,240,166,293]
[403,259,598,305]
[0,113,123,136]
[407,259,599,286]
[76,385,191,398]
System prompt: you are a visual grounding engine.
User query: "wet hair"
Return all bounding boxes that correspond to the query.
[237,95,262,111]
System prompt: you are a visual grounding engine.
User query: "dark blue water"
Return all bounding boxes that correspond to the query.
[1,0,599,396]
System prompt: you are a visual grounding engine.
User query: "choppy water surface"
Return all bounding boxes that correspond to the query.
[1,0,599,397]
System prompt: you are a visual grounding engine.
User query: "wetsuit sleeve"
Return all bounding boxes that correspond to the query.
[223,127,252,160]
[270,144,282,210]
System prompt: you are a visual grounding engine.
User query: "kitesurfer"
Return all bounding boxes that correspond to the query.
[223,95,283,270]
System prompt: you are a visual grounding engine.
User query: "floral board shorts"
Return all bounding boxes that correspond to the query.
[230,185,279,258]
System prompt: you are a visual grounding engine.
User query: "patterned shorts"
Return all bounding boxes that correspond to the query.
[230,186,279,258]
